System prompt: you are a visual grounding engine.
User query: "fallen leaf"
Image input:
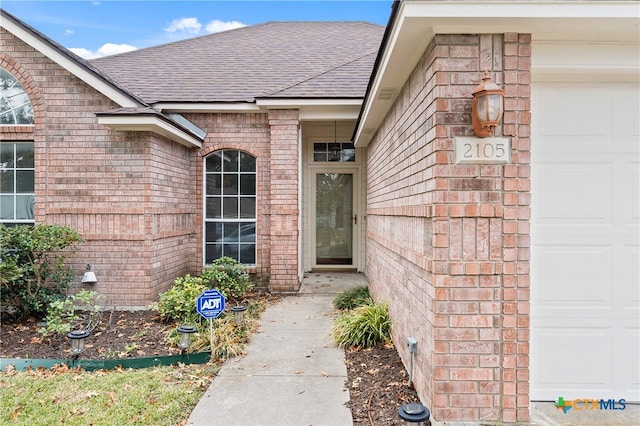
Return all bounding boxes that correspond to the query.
[321,371,328,377]
[295,369,304,374]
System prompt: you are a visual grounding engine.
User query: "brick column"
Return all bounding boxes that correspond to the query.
[267,109,300,291]
[428,33,531,423]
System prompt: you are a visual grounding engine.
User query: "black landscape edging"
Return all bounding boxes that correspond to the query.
[0,351,212,371]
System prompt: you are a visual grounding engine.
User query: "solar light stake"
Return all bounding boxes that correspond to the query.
[67,329,90,366]
[231,305,247,325]
[398,403,431,426]
[177,325,197,354]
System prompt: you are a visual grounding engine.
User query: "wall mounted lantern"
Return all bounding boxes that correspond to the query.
[398,402,431,425]
[67,329,90,357]
[471,70,504,138]
[82,264,97,284]
[177,324,197,354]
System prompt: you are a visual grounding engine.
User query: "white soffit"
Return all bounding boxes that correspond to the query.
[2,16,139,108]
[354,0,640,146]
[257,99,362,121]
[155,99,363,121]
[97,116,203,149]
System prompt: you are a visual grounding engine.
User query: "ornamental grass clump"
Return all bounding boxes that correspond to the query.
[333,285,372,311]
[332,301,391,348]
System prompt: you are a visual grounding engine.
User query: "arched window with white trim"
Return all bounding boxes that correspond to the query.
[1,67,34,224]
[204,150,256,264]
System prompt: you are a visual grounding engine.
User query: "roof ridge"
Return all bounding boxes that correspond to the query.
[91,21,381,63]
[264,49,379,97]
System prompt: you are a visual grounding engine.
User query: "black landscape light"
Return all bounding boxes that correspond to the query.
[398,403,431,426]
[231,305,247,325]
[177,325,197,353]
[67,329,90,357]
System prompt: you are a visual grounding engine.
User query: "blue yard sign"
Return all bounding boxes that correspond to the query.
[196,289,226,319]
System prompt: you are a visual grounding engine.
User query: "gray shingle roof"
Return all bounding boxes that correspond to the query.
[91,21,384,104]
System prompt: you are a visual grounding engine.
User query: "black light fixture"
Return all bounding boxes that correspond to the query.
[398,403,431,426]
[67,329,90,358]
[231,305,247,325]
[177,325,197,354]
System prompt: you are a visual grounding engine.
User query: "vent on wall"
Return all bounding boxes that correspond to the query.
[377,87,397,100]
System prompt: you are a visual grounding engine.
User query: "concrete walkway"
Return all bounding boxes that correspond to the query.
[186,273,366,426]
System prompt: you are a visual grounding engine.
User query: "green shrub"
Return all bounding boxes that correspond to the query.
[0,224,83,318]
[155,274,207,325]
[38,290,103,336]
[200,256,253,300]
[333,286,372,310]
[332,302,391,348]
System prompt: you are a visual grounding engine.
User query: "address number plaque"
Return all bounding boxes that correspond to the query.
[454,137,511,165]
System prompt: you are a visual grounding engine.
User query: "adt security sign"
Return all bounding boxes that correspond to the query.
[196,289,225,319]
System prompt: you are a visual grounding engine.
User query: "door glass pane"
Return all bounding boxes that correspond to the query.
[316,173,353,265]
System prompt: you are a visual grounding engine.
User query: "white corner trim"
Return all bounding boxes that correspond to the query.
[97,115,203,148]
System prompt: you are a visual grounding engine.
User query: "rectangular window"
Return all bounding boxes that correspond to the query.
[204,150,256,265]
[0,141,34,224]
[313,142,355,162]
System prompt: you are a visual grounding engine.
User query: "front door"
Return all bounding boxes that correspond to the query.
[313,171,357,268]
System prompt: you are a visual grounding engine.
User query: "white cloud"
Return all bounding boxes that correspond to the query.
[70,43,137,59]
[164,17,202,36]
[65,29,74,35]
[205,19,245,34]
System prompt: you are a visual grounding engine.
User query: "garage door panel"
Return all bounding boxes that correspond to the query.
[532,82,640,401]
[532,327,613,397]
[628,162,640,223]
[625,328,640,398]
[534,246,612,307]
[537,85,612,142]
[535,163,613,224]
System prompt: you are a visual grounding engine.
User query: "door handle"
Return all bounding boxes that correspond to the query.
[353,214,357,225]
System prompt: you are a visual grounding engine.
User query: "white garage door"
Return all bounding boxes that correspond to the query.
[531,82,639,401]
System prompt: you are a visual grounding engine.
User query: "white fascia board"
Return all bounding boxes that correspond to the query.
[153,103,262,113]
[401,1,639,20]
[257,99,362,121]
[255,98,362,108]
[2,18,138,108]
[354,0,640,146]
[154,100,362,120]
[97,116,203,149]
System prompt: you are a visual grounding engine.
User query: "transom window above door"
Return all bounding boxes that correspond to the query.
[313,142,355,162]
[204,150,256,265]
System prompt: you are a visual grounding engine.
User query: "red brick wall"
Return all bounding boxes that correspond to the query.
[1,29,198,307]
[267,110,300,291]
[365,33,531,423]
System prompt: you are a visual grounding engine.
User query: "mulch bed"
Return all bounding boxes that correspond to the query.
[1,298,420,425]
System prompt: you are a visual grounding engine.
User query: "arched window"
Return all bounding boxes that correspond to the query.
[204,150,256,264]
[1,68,34,224]
[0,67,34,124]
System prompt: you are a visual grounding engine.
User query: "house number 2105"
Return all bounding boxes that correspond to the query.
[454,137,511,165]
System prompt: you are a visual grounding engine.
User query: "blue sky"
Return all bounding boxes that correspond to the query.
[2,0,393,58]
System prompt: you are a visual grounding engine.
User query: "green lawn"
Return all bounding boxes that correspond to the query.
[1,362,218,425]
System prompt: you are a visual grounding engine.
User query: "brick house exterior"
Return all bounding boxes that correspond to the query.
[353,1,638,423]
[1,16,382,306]
[362,32,531,422]
[2,1,639,424]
